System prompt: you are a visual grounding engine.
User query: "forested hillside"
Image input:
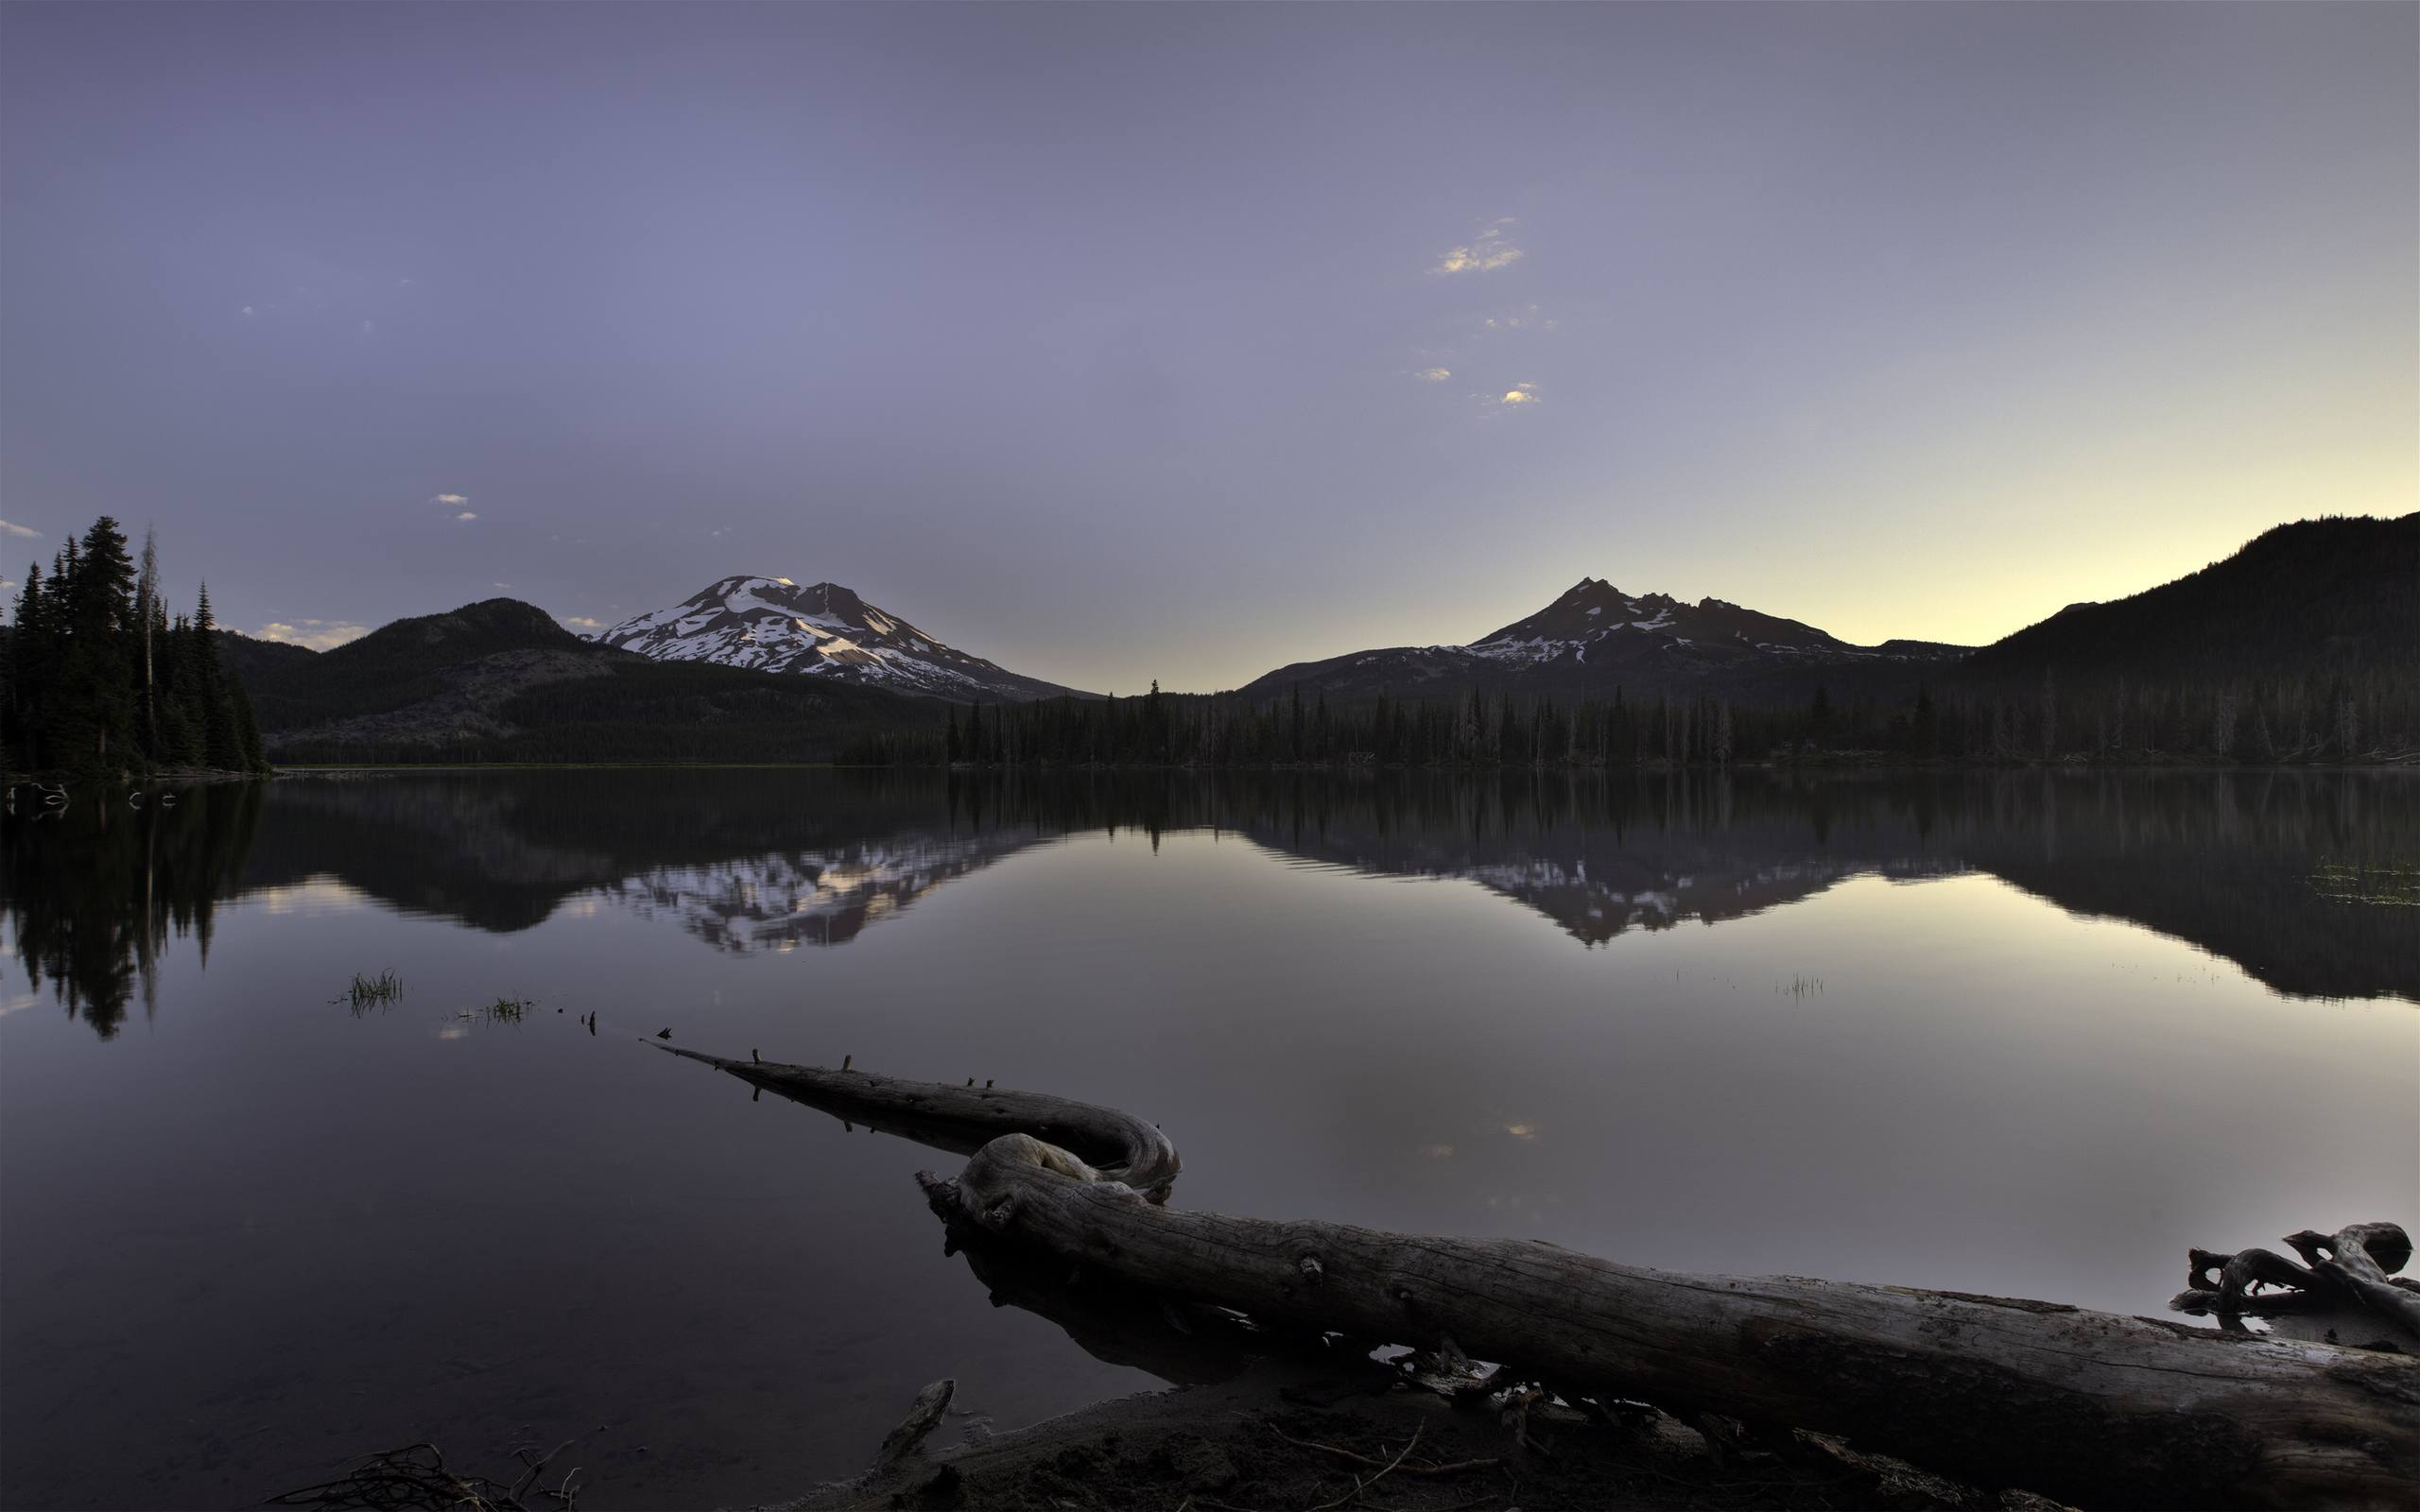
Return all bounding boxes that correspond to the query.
[866,514,2416,770]
[212,630,320,690]
[1962,513,2417,683]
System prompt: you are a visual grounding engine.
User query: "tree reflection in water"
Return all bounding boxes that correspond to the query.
[2,782,264,1038]
[5,768,2412,1038]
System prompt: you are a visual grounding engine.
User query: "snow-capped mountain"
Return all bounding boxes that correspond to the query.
[1236,577,1966,701]
[598,576,1091,701]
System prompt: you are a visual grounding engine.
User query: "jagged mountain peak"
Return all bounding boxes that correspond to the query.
[599,575,1090,702]
[1237,576,1970,702]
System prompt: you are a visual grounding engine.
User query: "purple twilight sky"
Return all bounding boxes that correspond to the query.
[3,3,2413,692]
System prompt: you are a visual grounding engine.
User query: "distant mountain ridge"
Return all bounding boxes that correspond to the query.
[232,597,942,762]
[1235,577,1967,702]
[209,510,2414,769]
[598,576,1090,701]
[1957,513,2419,685]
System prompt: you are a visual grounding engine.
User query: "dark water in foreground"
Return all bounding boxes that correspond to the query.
[3,768,2414,1509]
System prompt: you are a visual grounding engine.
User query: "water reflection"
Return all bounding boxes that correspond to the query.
[0,782,264,1038]
[599,838,1065,952]
[4,769,2413,1034]
[1234,771,2420,1001]
[3,766,2412,1511]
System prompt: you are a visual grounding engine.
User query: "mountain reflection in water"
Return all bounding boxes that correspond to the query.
[6,768,2413,1033]
[3,765,2414,1512]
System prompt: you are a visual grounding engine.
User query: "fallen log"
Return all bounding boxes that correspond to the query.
[654,1044,1179,1200]
[658,1045,2419,1509]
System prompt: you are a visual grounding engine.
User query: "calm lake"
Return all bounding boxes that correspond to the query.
[3,768,2415,1509]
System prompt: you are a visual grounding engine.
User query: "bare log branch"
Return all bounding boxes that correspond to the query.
[2286,1226,2420,1340]
[874,1379,955,1469]
[651,1043,1178,1201]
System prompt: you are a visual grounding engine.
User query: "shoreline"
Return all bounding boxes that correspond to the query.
[202,757,2420,775]
[769,1354,2041,1512]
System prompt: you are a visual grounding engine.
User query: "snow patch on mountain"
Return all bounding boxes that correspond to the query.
[599,576,1088,701]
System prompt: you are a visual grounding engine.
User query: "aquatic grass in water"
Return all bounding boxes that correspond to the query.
[2308,858,2420,907]
[333,970,404,1012]
[465,995,538,1023]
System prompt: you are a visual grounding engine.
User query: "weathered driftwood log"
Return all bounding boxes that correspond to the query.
[2175,1226,2420,1353]
[2286,1227,2420,1340]
[659,1046,2420,1510]
[656,1044,1179,1200]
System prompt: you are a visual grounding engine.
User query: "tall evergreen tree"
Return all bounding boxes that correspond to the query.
[6,562,53,768]
[193,586,239,770]
[52,517,138,769]
[135,527,161,759]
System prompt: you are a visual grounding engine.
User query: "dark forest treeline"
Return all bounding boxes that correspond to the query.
[4,515,268,776]
[843,670,2419,770]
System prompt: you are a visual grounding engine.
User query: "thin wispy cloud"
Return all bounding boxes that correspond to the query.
[257,619,370,651]
[431,493,468,506]
[1414,367,1452,383]
[1433,219,1523,275]
[456,511,477,522]
[561,615,604,631]
[0,519,38,539]
[1479,304,1556,335]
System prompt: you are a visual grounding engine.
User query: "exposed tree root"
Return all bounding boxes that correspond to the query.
[2173,1225,2420,1352]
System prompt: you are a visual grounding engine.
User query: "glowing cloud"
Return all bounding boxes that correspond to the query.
[0,519,38,539]
[256,619,370,651]
[1498,382,1540,406]
[1433,219,1523,274]
[1416,367,1452,382]
[431,493,468,506]
[561,615,604,631]
[456,511,478,522]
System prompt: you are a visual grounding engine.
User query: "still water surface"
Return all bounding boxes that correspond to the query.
[3,769,2414,1508]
